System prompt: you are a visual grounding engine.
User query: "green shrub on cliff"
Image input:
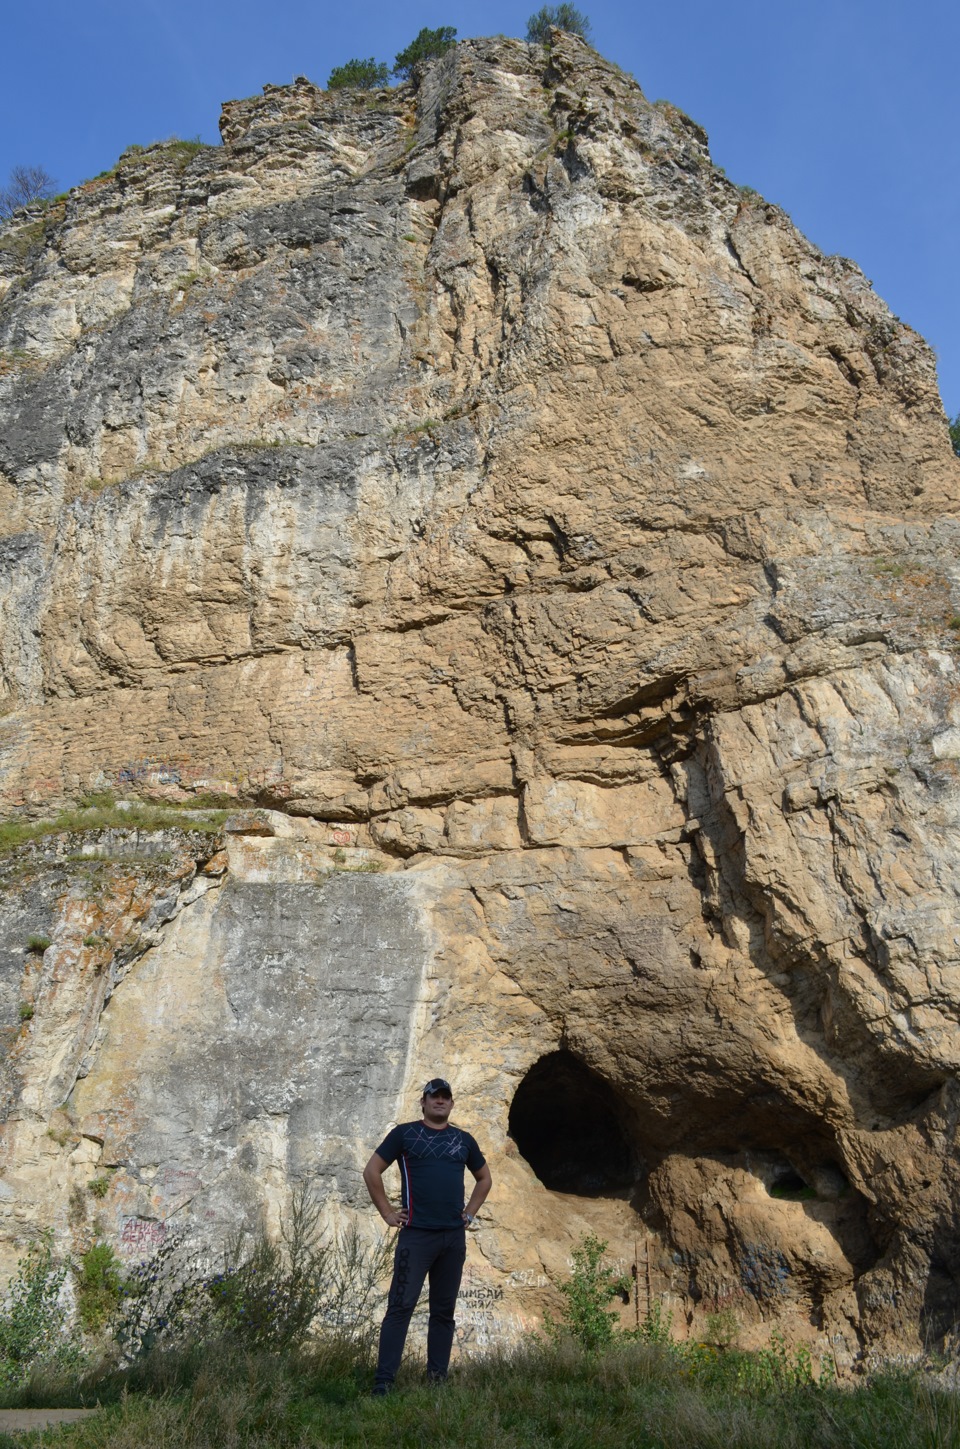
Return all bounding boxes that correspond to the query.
[526,5,592,43]
[950,411,960,456]
[77,1244,124,1334]
[327,58,390,90]
[393,27,457,81]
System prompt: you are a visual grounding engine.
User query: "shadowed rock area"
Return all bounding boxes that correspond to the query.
[0,31,959,1364]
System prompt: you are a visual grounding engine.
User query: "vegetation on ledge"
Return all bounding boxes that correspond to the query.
[0,794,227,856]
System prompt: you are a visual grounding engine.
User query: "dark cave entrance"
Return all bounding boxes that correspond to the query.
[508,1050,638,1195]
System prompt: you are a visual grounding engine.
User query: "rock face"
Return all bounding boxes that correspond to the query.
[1,32,959,1363]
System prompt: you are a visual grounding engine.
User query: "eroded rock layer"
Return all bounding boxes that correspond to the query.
[1,33,959,1361]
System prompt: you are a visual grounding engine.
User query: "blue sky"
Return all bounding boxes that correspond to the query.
[3,0,957,419]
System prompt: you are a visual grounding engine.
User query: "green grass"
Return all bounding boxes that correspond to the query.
[0,800,227,857]
[769,1183,817,1202]
[0,348,41,373]
[3,1337,958,1449]
[76,1244,124,1334]
[331,849,383,873]
[872,558,907,578]
[0,221,45,259]
[390,418,443,438]
[161,137,208,163]
[80,137,209,190]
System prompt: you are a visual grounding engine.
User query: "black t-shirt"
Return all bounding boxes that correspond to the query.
[376,1120,486,1230]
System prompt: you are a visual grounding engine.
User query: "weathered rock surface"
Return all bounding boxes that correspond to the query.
[1,32,959,1362]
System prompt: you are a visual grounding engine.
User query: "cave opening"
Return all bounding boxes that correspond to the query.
[508,1050,639,1195]
[768,1162,810,1199]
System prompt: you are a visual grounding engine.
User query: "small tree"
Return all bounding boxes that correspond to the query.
[526,5,592,43]
[544,1233,630,1351]
[950,412,960,457]
[328,58,390,90]
[0,164,56,220]
[76,1241,124,1334]
[0,1233,71,1388]
[393,26,457,81]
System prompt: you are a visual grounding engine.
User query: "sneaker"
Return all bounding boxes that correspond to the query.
[371,1383,392,1397]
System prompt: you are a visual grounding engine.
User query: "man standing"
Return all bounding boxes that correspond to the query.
[363,1077,492,1393]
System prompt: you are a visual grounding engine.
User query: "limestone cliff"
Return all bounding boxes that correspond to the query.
[1,32,959,1363]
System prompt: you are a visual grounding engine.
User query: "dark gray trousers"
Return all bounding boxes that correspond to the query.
[374,1226,467,1386]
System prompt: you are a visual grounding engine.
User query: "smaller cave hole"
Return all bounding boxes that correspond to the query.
[751,1151,878,1272]
[769,1167,814,1201]
[508,1050,639,1196]
[759,1153,853,1203]
[752,1151,816,1201]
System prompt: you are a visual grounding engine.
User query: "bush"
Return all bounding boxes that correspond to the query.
[0,1233,74,1389]
[114,1188,389,1361]
[544,1233,631,1351]
[526,5,592,43]
[327,58,390,90]
[207,1194,390,1353]
[77,1243,124,1334]
[950,412,960,457]
[113,1237,210,1362]
[393,27,457,81]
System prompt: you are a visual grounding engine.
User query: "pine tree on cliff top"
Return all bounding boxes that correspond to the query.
[526,5,592,43]
[393,27,457,81]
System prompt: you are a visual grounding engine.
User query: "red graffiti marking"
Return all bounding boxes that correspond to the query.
[120,1218,167,1249]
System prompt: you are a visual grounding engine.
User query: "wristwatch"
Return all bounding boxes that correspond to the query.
[463,1212,474,1224]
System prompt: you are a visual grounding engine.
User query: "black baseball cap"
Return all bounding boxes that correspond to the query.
[422,1077,453,1096]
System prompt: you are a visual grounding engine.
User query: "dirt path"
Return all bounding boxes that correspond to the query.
[0,1408,97,1433]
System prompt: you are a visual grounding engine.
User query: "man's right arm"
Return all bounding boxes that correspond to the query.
[363,1152,407,1228]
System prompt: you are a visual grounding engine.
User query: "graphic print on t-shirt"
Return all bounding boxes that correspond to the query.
[376,1121,486,1230]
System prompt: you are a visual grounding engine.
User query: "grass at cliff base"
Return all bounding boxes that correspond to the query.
[3,1339,958,1449]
